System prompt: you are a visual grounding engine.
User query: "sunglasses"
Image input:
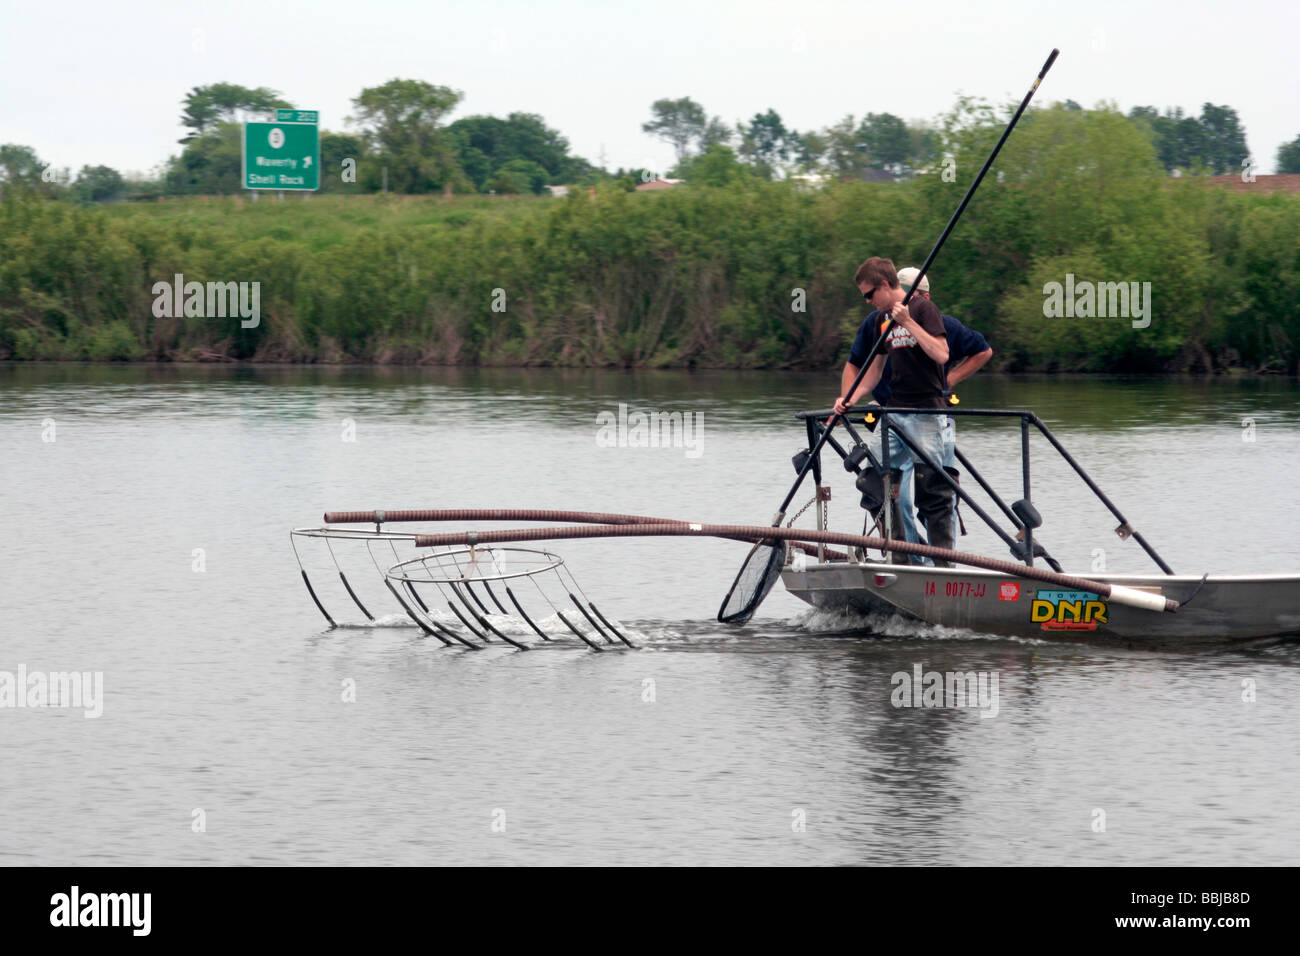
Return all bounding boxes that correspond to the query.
[861,286,876,300]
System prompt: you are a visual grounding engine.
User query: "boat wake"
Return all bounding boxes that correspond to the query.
[329,613,416,629]
[791,605,1049,645]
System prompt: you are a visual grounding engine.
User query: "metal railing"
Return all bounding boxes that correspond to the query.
[793,406,1174,575]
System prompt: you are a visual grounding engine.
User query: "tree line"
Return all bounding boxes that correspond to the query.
[3,81,1299,205]
[641,95,1296,182]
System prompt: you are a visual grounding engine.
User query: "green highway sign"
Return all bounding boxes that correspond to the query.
[243,113,319,190]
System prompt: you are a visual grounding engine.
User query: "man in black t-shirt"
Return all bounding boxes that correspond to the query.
[833,256,956,564]
[863,268,994,558]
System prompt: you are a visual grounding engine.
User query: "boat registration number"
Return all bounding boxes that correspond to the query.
[925,580,987,598]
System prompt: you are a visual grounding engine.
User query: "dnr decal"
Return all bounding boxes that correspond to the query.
[1030,589,1108,630]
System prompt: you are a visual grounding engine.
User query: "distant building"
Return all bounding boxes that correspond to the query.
[634,178,684,191]
[791,172,830,190]
[1203,173,1300,194]
[544,184,569,197]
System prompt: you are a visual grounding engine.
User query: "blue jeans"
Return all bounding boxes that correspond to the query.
[879,413,955,564]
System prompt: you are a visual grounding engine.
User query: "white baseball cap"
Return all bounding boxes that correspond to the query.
[897,267,930,293]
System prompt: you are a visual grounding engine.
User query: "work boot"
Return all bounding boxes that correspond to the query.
[915,462,957,567]
[856,466,908,563]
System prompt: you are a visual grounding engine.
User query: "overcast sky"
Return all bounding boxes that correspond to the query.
[3,0,1298,177]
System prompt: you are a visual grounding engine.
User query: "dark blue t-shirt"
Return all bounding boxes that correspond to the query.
[849,312,990,405]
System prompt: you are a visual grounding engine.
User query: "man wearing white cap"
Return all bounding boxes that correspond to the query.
[880,267,994,414]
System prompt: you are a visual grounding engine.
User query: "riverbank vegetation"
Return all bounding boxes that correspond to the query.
[2,103,1297,372]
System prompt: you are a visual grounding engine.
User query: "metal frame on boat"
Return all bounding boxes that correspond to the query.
[779,405,1300,645]
[290,515,638,651]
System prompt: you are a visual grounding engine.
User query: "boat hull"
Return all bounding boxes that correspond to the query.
[782,562,1300,646]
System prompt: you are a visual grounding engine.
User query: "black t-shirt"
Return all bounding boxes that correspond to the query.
[848,297,947,408]
[870,314,990,404]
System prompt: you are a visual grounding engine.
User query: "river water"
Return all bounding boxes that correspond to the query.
[2,363,1298,865]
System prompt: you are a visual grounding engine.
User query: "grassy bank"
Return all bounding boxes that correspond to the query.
[3,111,1298,373]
